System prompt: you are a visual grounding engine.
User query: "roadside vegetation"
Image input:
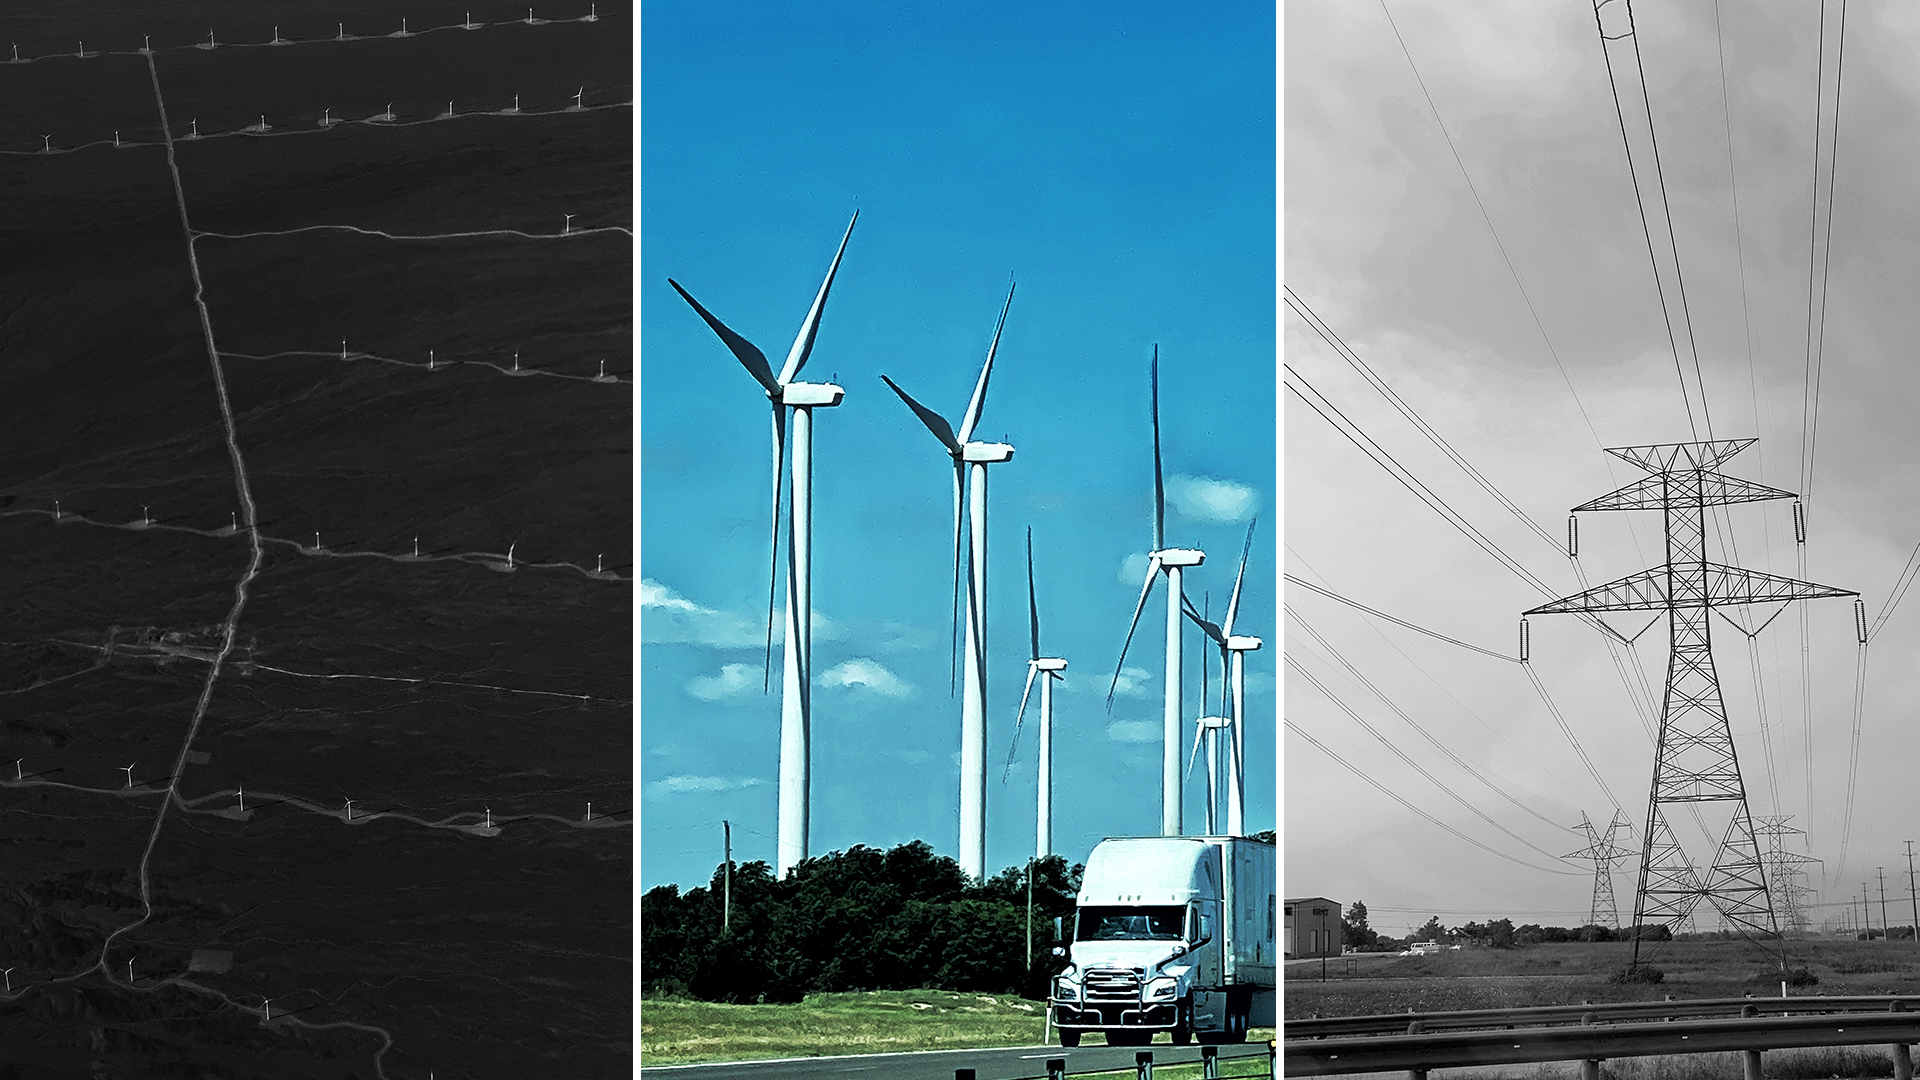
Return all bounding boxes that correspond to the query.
[640,988,1276,1067]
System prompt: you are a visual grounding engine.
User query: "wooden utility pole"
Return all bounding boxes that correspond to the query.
[1026,857,1034,972]
[723,819,732,933]
[1881,868,1892,943]
[1863,887,1872,940]
[1905,841,1918,943]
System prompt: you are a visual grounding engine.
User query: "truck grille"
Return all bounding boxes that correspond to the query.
[1084,968,1143,999]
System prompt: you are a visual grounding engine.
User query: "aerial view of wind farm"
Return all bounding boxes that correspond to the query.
[641,3,1275,1070]
[0,3,630,1076]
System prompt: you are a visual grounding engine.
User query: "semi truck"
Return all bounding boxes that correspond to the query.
[1049,835,1276,1046]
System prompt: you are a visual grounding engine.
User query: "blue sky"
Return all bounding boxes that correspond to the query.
[640,3,1276,890]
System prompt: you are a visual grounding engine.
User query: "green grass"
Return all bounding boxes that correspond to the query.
[639,989,1275,1066]
[1288,938,1920,1018]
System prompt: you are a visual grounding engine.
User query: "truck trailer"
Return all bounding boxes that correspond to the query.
[1049,835,1276,1046]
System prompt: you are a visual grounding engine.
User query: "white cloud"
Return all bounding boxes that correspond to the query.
[640,578,847,648]
[1111,666,1153,698]
[821,658,914,698]
[1106,719,1161,744]
[688,663,761,701]
[1120,552,1153,586]
[1166,475,1259,524]
[648,774,767,795]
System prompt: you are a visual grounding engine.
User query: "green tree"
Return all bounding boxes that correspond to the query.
[1342,900,1376,950]
[1414,915,1446,943]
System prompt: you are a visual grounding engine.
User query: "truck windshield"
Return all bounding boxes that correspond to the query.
[1077,906,1184,941]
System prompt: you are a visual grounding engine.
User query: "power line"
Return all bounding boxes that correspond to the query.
[1284,716,1580,878]
[1287,652,1581,869]
[1289,605,1568,834]
[1284,573,1514,663]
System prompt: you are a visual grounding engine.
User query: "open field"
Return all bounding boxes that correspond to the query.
[0,2,629,1075]
[1286,938,1920,1019]
[640,989,1276,1066]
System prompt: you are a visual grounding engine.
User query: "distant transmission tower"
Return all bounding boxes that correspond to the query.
[1524,440,1856,969]
[1755,816,1820,937]
[1566,810,1634,931]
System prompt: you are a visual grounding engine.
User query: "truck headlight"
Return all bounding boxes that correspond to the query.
[1149,978,1178,999]
[1055,978,1079,1000]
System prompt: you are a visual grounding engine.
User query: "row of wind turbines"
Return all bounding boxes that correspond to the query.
[668,213,1264,880]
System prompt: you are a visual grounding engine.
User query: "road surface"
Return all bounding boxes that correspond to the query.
[640,1040,1274,1079]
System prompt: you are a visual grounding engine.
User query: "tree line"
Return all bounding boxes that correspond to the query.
[1340,900,1673,951]
[641,841,1081,1003]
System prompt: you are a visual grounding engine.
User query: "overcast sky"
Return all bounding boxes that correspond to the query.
[641,3,1276,891]
[1286,0,1920,934]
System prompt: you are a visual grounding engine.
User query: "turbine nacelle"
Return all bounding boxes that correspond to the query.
[961,441,1014,464]
[1153,548,1205,569]
[778,381,845,408]
[1033,657,1068,673]
[1225,635,1263,652]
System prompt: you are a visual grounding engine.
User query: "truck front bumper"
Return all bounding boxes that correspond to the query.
[1050,1001,1178,1029]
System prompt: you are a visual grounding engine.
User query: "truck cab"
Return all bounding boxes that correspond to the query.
[1050,836,1275,1047]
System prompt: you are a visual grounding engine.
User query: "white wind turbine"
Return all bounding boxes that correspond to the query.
[1183,518,1259,836]
[668,212,858,879]
[1108,346,1204,836]
[881,280,1016,880]
[1003,527,1066,860]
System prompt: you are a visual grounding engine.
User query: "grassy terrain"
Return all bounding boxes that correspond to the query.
[640,989,1276,1066]
[1287,938,1920,1019]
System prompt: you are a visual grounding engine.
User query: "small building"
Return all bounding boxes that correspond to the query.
[1284,896,1342,959]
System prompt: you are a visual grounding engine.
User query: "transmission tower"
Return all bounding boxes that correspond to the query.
[1566,810,1634,932]
[1523,439,1856,969]
[1754,816,1820,937]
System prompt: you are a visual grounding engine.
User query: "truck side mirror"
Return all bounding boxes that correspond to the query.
[1051,946,1065,957]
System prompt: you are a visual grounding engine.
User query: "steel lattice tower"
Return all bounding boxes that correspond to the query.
[1566,811,1635,931]
[1754,816,1820,937]
[1525,440,1855,968]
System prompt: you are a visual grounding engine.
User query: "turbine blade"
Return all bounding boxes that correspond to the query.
[958,278,1015,444]
[669,279,779,394]
[1151,345,1164,552]
[1003,664,1040,781]
[1186,716,1206,778]
[1181,595,1225,644]
[1107,556,1162,709]
[1218,642,1231,718]
[1027,526,1040,661]
[776,210,858,385]
[764,404,787,691]
[949,459,964,695]
[1200,593,1209,725]
[1223,516,1256,636]
[881,375,961,452]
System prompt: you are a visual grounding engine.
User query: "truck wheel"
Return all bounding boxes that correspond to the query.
[1059,1030,1081,1048]
[1170,999,1192,1045]
[1226,988,1250,1043]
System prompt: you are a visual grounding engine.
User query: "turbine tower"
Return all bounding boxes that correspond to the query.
[1004,527,1067,860]
[668,212,857,879]
[1184,518,1260,835]
[1109,347,1203,837]
[882,281,1017,880]
[1524,439,1856,968]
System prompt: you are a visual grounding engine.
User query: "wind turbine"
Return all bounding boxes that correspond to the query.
[1183,518,1260,835]
[1108,346,1204,837]
[881,280,1015,880]
[668,212,857,879]
[1003,527,1067,860]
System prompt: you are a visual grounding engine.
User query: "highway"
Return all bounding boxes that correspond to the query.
[640,1040,1274,1079]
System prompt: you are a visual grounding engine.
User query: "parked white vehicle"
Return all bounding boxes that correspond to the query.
[1049,836,1276,1047]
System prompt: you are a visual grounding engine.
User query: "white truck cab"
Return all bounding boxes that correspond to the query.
[1050,836,1275,1047]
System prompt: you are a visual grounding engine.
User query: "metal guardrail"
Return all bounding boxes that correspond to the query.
[1286,1000,1920,1080]
[1287,994,1920,1039]
[953,1041,1276,1079]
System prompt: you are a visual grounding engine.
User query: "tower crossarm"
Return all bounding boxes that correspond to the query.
[1573,471,1797,512]
[1525,563,1856,615]
[1605,438,1756,473]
